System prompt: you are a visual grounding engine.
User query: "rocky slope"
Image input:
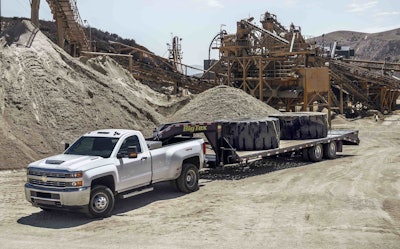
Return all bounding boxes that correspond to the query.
[310,28,400,62]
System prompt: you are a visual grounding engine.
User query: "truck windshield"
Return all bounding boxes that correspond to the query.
[65,136,119,158]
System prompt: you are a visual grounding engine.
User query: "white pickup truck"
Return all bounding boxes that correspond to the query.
[24,129,205,218]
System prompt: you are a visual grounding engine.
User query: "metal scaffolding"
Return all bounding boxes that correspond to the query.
[207,11,400,115]
[207,12,330,113]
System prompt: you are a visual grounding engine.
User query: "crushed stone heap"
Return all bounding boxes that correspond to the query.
[170,85,281,122]
[0,20,185,169]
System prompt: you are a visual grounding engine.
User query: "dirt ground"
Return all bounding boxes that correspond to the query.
[0,115,399,249]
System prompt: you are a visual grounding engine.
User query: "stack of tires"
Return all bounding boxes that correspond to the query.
[220,118,280,151]
[269,112,328,140]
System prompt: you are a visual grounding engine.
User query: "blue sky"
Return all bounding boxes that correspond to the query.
[3,0,400,66]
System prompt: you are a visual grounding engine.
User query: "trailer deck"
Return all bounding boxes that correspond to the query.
[234,129,359,162]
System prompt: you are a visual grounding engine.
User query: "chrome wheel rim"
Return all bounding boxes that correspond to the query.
[92,193,108,213]
[186,170,196,188]
[315,145,322,159]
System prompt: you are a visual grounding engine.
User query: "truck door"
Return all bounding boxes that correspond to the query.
[116,135,151,191]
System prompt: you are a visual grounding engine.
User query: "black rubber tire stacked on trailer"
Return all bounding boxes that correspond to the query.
[269,112,328,140]
[220,118,280,151]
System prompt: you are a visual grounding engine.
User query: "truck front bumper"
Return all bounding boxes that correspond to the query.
[24,183,91,209]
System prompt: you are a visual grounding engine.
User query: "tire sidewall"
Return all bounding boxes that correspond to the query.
[88,185,115,218]
[177,163,199,193]
[308,144,323,162]
[324,141,337,159]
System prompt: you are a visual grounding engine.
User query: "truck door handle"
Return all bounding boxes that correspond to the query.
[141,157,148,160]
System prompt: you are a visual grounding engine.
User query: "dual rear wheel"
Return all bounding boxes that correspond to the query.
[303,141,337,162]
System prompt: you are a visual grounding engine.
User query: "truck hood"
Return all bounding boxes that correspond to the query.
[29,154,111,171]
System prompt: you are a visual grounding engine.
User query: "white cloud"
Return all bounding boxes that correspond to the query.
[374,11,400,17]
[347,0,379,13]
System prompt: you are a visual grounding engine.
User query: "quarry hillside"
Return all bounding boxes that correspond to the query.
[310,28,400,62]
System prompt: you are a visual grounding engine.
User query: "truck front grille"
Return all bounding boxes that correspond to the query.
[28,169,68,178]
[29,178,67,187]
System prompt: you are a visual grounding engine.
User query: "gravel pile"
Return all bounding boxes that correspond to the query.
[170,85,281,122]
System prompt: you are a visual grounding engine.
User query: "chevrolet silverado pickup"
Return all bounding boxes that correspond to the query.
[25,129,205,218]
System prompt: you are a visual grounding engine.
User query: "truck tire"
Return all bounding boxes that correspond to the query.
[258,122,267,150]
[270,112,328,140]
[237,122,254,150]
[221,118,280,151]
[87,185,115,218]
[177,163,199,193]
[308,144,323,162]
[324,141,337,159]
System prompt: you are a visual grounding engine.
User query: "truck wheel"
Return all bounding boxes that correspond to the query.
[308,144,323,162]
[87,185,115,218]
[177,163,199,193]
[324,141,337,159]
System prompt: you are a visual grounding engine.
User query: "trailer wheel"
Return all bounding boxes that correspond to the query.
[87,185,115,218]
[177,163,199,193]
[324,141,337,159]
[308,144,323,162]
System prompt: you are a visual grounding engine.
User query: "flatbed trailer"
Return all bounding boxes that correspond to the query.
[152,121,360,168]
[228,129,359,165]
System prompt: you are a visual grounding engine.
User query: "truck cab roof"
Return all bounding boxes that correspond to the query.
[83,129,138,138]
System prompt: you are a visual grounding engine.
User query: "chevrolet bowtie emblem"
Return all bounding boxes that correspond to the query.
[41,175,48,182]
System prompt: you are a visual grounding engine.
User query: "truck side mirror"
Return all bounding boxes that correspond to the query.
[127,146,138,158]
[64,143,70,150]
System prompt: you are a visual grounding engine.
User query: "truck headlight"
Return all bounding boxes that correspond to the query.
[65,171,83,178]
[65,181,83,187]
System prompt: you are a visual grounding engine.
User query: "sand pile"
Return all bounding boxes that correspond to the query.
[170,85,281,122]
[0,20,186,169]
